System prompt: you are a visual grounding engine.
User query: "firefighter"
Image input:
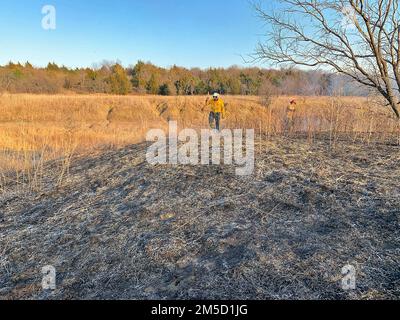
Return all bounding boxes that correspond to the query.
[207,93,226,131]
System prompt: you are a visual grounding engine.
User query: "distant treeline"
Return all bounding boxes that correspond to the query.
[0,61,368,96]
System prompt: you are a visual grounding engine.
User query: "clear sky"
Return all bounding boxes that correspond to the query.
[0,0,267,69]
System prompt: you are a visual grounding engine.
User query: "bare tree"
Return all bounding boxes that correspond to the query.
[253,0,400,118]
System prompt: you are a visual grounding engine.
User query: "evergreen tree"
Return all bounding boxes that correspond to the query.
[108,64,131,95]
[146,74,159,94]
[159,83,171,96]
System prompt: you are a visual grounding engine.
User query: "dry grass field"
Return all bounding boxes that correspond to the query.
[1,94,399,189]
[0,94,399,299]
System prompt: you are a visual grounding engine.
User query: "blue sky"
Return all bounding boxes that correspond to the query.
[0,0,269,69]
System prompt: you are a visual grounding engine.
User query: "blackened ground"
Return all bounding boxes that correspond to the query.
[0,137,399,299]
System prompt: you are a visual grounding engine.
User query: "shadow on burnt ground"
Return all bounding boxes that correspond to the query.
[0,137,399,299]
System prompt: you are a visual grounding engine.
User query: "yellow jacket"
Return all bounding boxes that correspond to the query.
[207,98,226,117]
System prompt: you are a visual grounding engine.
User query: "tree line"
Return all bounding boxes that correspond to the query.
[0,61,367,96]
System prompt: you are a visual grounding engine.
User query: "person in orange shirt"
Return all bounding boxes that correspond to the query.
[207,93,226,131]
[286,99,297,133]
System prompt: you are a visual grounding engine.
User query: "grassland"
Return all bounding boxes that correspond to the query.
[1,94,399,190]
[0,94,399,299]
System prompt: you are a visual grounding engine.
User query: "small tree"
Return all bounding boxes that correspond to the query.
[146,74,159,94]
[194,80,208,94]
[131,60,146,91]
[46,62,60,72]
[25,61,33,69]
[159,83,171,95]
[108,64,131,95]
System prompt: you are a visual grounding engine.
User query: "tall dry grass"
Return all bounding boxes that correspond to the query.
[0,93,399,191]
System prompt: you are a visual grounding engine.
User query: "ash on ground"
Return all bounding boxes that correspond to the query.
[0,137,399,299]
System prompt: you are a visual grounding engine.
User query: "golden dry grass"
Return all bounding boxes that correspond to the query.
[0,93,399,189]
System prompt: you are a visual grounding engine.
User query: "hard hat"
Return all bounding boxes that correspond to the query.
[213,93,220,98]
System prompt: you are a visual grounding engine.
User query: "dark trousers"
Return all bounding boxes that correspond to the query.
[209,112,221,131]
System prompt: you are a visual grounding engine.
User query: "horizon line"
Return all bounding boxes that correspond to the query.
[0,59,328,73]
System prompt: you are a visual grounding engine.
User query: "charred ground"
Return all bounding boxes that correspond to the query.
[0,137,399,299]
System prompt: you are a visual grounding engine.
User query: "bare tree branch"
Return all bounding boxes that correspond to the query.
[252,0,400,118]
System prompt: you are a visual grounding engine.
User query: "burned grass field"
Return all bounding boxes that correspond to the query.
[0,136,399,299]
